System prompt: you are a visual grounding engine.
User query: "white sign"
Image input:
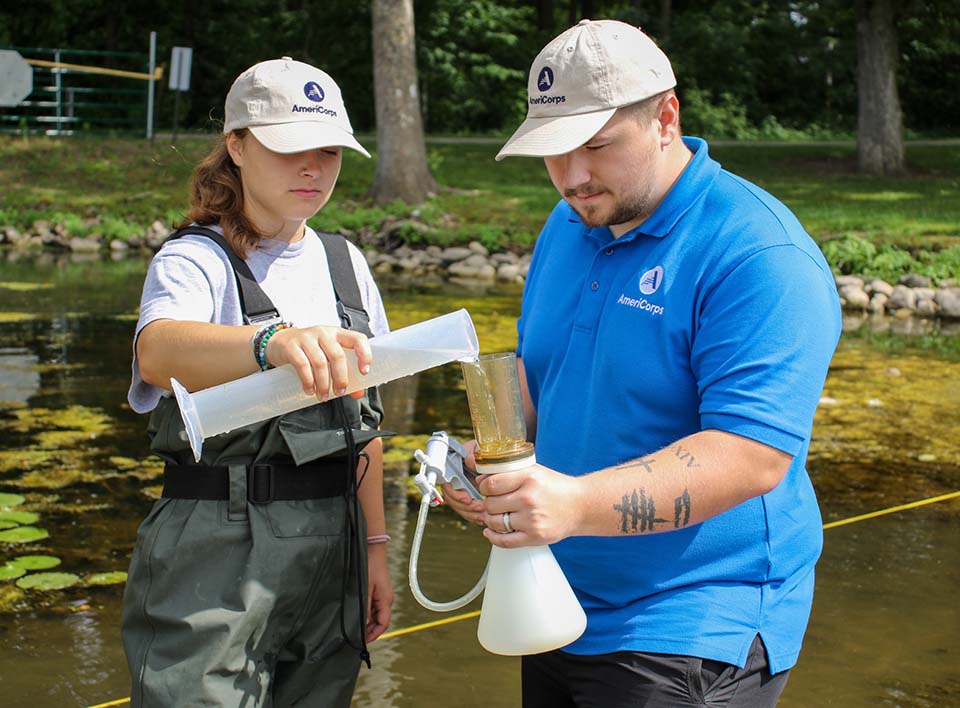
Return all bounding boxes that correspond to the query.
[169,47,193,92]
[0,50,33,107]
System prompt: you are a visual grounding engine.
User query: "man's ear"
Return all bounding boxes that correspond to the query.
[658,93,681,147]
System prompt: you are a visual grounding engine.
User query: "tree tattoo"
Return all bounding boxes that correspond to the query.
[614,488,693,533]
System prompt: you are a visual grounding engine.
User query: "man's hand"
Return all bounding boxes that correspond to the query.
[440,439,485,525]
[478,463,584,548]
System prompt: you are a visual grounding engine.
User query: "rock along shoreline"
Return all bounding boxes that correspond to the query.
[3,219,959,320]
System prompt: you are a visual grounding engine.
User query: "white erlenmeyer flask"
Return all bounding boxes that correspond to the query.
[462,353,587,655]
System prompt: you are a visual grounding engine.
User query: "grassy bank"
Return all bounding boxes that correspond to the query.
[1,134,957,259]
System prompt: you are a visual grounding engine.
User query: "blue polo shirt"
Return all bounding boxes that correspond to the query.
[516,137,840,672]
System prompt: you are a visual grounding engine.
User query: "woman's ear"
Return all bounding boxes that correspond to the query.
[226,132,244,167]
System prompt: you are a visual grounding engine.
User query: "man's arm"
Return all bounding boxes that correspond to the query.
[478,428,791,546]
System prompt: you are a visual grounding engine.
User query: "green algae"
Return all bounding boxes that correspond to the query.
[810,340,960,512]
[85,571,127,586]
[0,563,26,581]
[0,493,25,507]
[0,282,54,292]
[0,313,36,323]
[10,555,61,570]
[0,526,48,543]
[15,572,80,591]
[8,405,112,438]
[0,510,39,525]
[0,584,25,612]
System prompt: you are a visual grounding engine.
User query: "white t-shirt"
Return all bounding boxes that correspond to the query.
[128,224,389,413]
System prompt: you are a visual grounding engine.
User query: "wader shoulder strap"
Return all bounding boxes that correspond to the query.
[165,226,281,325]
[315,231,373,337]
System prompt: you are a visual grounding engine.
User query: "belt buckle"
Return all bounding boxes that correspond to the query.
[247,464,274,504]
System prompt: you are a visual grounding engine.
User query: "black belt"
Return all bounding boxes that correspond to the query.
[162,461,349,503]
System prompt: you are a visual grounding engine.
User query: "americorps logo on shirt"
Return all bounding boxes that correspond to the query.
[616,265,666,317]
[639,266,664,295]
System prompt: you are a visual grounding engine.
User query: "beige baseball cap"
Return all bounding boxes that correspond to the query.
[223,57,370,158]
[496,20,676,160]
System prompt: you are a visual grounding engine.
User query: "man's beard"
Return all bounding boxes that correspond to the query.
[565,184,656,230]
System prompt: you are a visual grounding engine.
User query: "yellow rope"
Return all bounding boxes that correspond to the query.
[84,490,959,708]
[25,58,163,82]
[379,610,481,640]
[821,490,960,529]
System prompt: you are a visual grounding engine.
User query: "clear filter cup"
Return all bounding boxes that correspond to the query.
[461,352,534,468]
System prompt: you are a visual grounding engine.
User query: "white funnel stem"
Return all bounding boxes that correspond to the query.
[172,309,479,461]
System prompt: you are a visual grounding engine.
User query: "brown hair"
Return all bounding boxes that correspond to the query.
[177,129,263,259]
[621,89,676,124]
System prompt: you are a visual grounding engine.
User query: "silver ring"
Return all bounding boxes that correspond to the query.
[502,511,514,534]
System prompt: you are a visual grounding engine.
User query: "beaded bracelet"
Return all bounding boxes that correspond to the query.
[366,534,391,545]
[253,322,292,371]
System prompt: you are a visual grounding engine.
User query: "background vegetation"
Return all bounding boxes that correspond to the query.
[2,136,958,282]
[1,0,957,138]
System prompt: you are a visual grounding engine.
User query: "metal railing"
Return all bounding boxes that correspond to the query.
[0,46,158,137]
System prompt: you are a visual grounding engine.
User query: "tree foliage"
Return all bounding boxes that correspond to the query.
[0,0,956,137]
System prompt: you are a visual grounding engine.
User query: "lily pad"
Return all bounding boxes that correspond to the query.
[0,563,26,581]
[0,493,25,507]
[0,522,17,530]
[0,526,49,543]
[15,572,81,591]
[10,555,60,570]
[0,510,39,525]
[85,571,128,586]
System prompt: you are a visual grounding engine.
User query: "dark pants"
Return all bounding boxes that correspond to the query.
[522,635,790,708]
[121,488,366,708]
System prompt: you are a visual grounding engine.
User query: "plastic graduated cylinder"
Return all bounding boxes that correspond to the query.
[171,308,480,462]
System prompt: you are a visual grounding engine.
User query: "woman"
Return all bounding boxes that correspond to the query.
[122,57,392,707]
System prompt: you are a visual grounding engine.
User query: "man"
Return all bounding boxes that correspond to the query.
[445,19,841,708]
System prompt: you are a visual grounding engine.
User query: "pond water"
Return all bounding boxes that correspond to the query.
[0,254,957,707]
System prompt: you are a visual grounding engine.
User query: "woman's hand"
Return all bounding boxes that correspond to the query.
[264,325,372,399]
[365,543,393,642]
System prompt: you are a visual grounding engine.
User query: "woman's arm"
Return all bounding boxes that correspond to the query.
[137,319,373,396]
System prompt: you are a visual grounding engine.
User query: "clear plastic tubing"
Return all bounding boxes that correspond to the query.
[171,308,480,462]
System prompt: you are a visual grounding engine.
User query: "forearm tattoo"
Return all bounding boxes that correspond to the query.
[671,443,701,468]
[613,487,692,533]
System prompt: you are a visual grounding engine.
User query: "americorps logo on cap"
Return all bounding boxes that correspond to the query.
[293,81,338,117]
[639,266,664,295]
[303,82,325,103]
[537,67,554,92]
[529,65,565,106]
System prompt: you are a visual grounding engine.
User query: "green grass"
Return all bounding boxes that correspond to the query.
[0,135,957,256]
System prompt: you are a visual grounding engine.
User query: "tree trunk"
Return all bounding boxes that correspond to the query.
[855,0,904,175]
[371,0,437,204]
[659,0,671,43]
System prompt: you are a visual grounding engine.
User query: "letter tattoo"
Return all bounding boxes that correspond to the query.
[671,444,701,468]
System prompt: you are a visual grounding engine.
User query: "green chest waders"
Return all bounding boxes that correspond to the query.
[121,228,388,708]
